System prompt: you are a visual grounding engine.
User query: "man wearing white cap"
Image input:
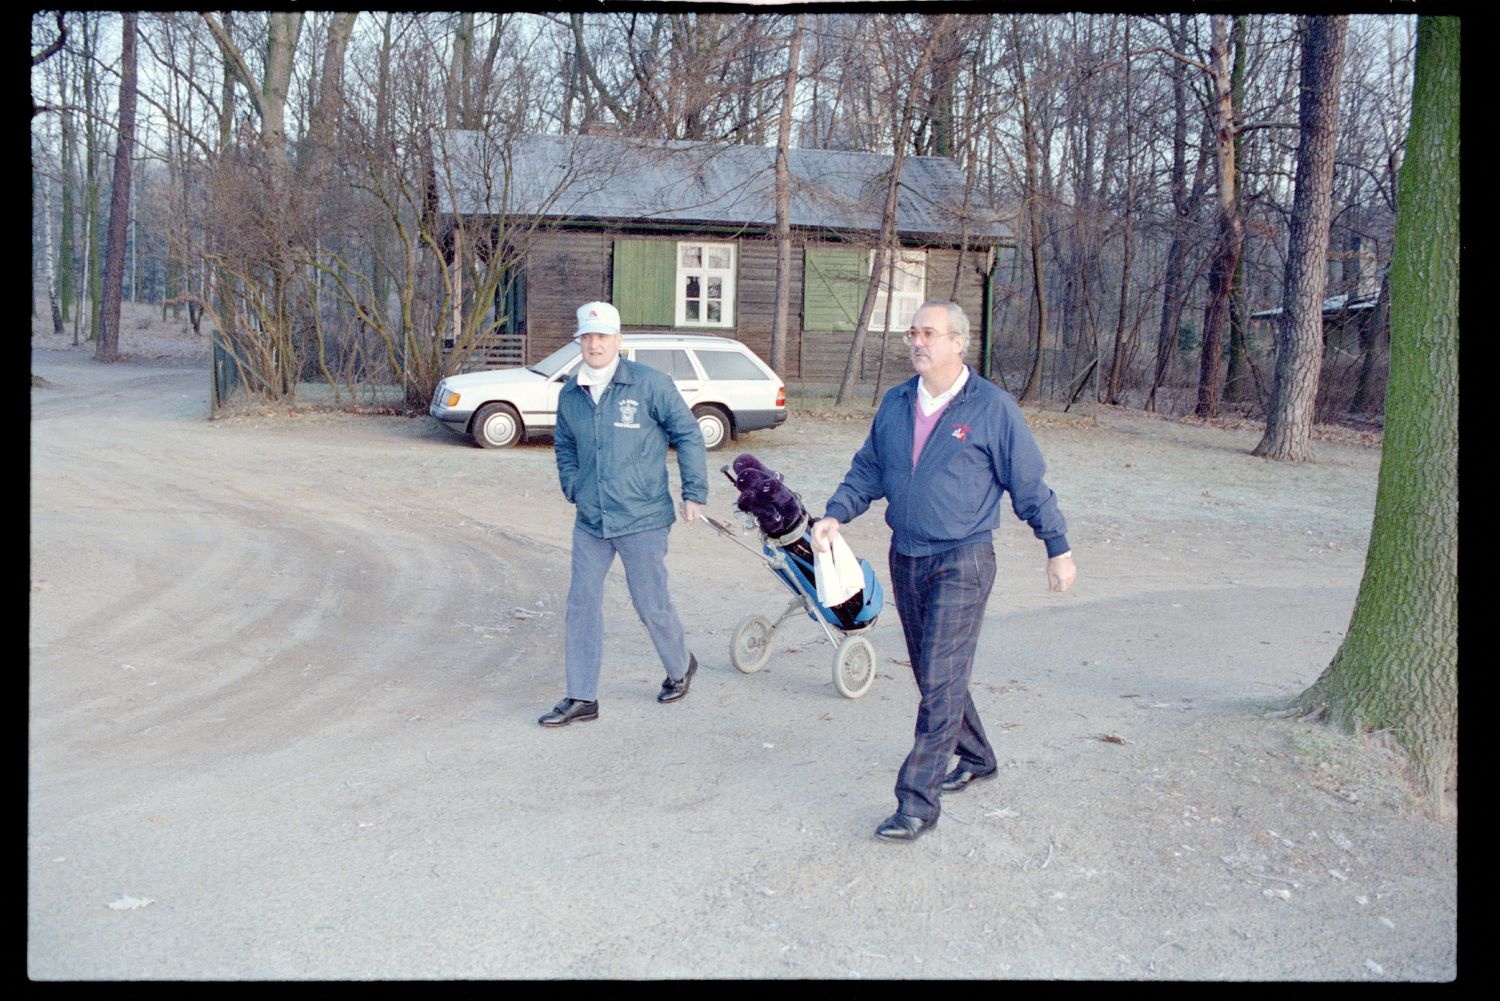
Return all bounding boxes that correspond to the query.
[540,301,709,726]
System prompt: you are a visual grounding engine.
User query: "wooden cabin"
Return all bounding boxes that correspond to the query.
[434,131,1012,381]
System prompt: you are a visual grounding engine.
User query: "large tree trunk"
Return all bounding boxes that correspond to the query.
[770,15,804,379]
[1290,16,1458,815]
[1254,16,1349,460]
[96,11,137,363]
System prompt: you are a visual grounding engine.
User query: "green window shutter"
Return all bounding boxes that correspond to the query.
[803,246,865,332]
[613,239,676,326]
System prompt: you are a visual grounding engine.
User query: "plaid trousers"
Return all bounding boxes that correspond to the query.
[888,541,999,821]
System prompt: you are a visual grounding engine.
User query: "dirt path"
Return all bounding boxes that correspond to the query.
[28,334,1455,980]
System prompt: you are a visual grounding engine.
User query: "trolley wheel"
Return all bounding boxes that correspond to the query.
[832,634,876,699]
[730,614,775,674]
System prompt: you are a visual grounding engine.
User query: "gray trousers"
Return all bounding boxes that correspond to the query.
[564,524,691,702]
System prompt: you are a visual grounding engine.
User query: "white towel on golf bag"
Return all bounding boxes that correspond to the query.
[813,534,864,607]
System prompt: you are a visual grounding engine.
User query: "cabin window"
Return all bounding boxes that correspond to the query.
[803,245,928,332]
[612,238,736,329]
[868,250,927,332]
[675,241,736,328]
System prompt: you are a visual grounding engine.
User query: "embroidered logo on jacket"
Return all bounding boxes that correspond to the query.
[951,423,971,442]
[615,398,641,428]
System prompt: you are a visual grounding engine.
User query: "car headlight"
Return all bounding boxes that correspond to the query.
[444,390,462,408]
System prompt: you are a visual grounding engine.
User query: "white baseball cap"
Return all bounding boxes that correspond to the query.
[574,301,621,337]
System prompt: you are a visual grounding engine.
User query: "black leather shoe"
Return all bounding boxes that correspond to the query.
[941,765,998,793]
[538,698,599,727]
[657,653,698,704]
[875,812,935,842]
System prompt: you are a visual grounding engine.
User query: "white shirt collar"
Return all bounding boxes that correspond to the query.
[917,364,969,416]
[576,356,621,399]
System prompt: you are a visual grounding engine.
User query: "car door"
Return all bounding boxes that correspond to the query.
[630,347,703,409]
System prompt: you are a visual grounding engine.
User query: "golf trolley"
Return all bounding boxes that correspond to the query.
[704,462,884,698]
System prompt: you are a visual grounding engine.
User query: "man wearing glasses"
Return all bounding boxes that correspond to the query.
[812,299,1076,842]
[540,301,708,727]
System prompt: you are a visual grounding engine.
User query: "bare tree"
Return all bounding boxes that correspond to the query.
[770,14,804,378]
[96,11,138,363]
[1104,18,1136,404]
[1146,15,1211,411]
[1253,16,1349,460]
[834,15,951,406]
[1190,14,1245,417]
[1010,18,1050,404]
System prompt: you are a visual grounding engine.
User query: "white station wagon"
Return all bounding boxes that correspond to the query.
[430,333,788,450]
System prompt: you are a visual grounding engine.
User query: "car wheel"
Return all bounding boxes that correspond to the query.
[473,402,523,448]
[693,405,731,451]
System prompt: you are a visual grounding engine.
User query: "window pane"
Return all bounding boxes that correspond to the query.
[707,277,721,299]
[686,301,700,321]
[681,246,702,268]
[708,248,730,269]
[696,350,768,380]
[669,350,696,379]
[685,275,701,299]
[707,301,721,322]
[634,349,672,375]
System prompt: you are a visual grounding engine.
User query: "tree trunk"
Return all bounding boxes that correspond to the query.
[1351,268,1391,414]
[1253,16,1348,460]
[81,14,103,343]
[1223,17,1255,407]
[1194,15,1242,418]
[770,15,804,379]
[871,238,899,404]
[446,12,474,131]
[41,173,65,335]
[1012,20,1047,405]
[1291,15,1457,814]
[96,11,138,363]
[57,56,75,324]
[1105,19,1134,405]
[1147,15,1207,413]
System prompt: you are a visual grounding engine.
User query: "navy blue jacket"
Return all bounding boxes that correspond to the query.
[823,371,1069,558]
[555,358,709,539]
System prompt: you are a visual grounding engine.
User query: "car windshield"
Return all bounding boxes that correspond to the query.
[528,341,581,378]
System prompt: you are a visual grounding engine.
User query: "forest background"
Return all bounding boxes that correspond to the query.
[29,10,1413,426]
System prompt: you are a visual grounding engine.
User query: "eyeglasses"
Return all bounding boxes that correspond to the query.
[902,328,954,345]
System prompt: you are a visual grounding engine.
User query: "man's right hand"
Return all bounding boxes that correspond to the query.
[811,516,842,553]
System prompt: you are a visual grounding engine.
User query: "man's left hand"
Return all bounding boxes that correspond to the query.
[680,500,703,523]
[1047,553,1076,593]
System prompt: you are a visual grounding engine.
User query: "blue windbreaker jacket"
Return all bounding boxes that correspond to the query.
[554,358,709,539]
[823,371,1069,558]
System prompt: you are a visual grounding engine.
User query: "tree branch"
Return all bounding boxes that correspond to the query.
[32,11,67,67]
[200,10,266,121]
